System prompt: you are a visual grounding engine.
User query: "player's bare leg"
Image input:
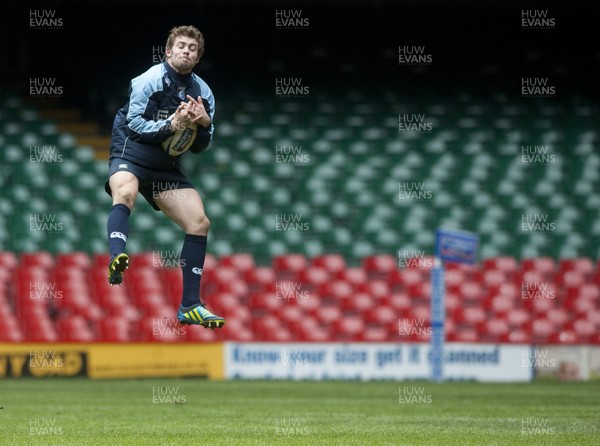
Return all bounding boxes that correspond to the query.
[106,171,138,285]
[155,187,225,329]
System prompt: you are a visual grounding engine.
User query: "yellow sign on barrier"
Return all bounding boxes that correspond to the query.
[0,343,224,380]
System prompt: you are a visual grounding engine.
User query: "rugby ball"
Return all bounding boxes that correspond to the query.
[162,115,198,156]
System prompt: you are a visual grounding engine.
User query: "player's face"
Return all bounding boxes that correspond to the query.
[166,36,200,74]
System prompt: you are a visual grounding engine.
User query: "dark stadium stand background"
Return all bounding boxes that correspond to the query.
[1,1,600,346]
[3,0,600,121]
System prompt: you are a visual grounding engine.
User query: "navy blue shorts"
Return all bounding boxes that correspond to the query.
[105,158,194,211]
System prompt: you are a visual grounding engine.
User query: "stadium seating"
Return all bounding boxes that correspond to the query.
[1,251,599,344]
[1,85,599,344]
[2,87,600,265]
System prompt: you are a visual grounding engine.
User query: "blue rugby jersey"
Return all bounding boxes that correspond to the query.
[109,61,215,169]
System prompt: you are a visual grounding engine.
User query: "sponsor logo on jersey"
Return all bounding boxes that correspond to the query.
[192,267,203,275]
[118,164,128,169]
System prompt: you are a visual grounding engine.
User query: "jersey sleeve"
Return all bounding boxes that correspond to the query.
[126,67,172,144]
[189,79,215,154]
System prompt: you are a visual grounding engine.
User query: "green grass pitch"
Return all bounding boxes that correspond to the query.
[1,378,599,445]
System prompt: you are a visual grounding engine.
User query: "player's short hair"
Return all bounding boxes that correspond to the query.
[166,25,205,58]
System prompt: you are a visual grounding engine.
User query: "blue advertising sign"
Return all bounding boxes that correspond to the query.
[435,228,479,265]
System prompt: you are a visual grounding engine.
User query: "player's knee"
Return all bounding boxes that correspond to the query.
[187,213,210,235]
[114,189,136,208]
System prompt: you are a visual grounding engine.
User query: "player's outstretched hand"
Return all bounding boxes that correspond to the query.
[185,94,211,128]
[170,102,194,130]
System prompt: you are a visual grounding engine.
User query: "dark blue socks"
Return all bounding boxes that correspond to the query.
[180,234,207,308]
[107,203,130,258]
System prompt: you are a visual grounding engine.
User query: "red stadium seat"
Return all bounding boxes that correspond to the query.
[160,267,183,308]
[407,281,431,301]
[314,306,342,324]
[447,328,478,343]
[500,330,530,344]
[444,269,466,292]
[263,328,295,342]
[219,253,255,273]
[20,251,55,270]
[252,315,284,340]
[295,294,321,312]
[360,326,389,342]
[482,257,518,275]
[575,283,600,300]
[98,316,131,342]
[359,280,391,301]
[136,317,182,342]
[459,281,485,304]
[288,315,320,335]
[566,297,596,315]
[56,315,95,342]
[0,315,25,341]
[273,254,307,273]
[388,268,423,289]
[128,267,164,296]
[362,254,397,279]
[499,282,520,298]
[505,308,529,328]
[296,324,331,342]
[521,257,556,276]
[211,266,241,284]
[545,308,570,327]
[559,258,595,277]
[585,309,600,328]
[406,305,431,322]
[364,306,397,326]
[0,269,10,291]
[453,307,486,325]
[128,252,157,269]
[520,268,546,281]
[445,262,479,280]
[557,271,586,289]
[312,254,346,275]
[223,304,251,323]
[297,266,330,288]
[244,267,276,289]
[528,319,555,343]
[134,292,168,312]
[56,252,91,271]
[445,293,462,312]
[482,269,506,288]
[340,293,372,314]
[27,322,60,342]
[92,253,111,270]
[0,252,19,271]
[388,292,412,311]
[523,297,555,314]
[485,294,517,314]
[336,267,368,287]
[477,318,510,341]
[332,317,365,341]
[221,318,253,341]
[397,316,431,342]
[568,319,596,342]
[276,305,305,324]
[320,280,353,300]
[550,330,579,344]
[185,326,217,342]
[209,292,241,314]
[214,275,248,297]
[250,292,281,313]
